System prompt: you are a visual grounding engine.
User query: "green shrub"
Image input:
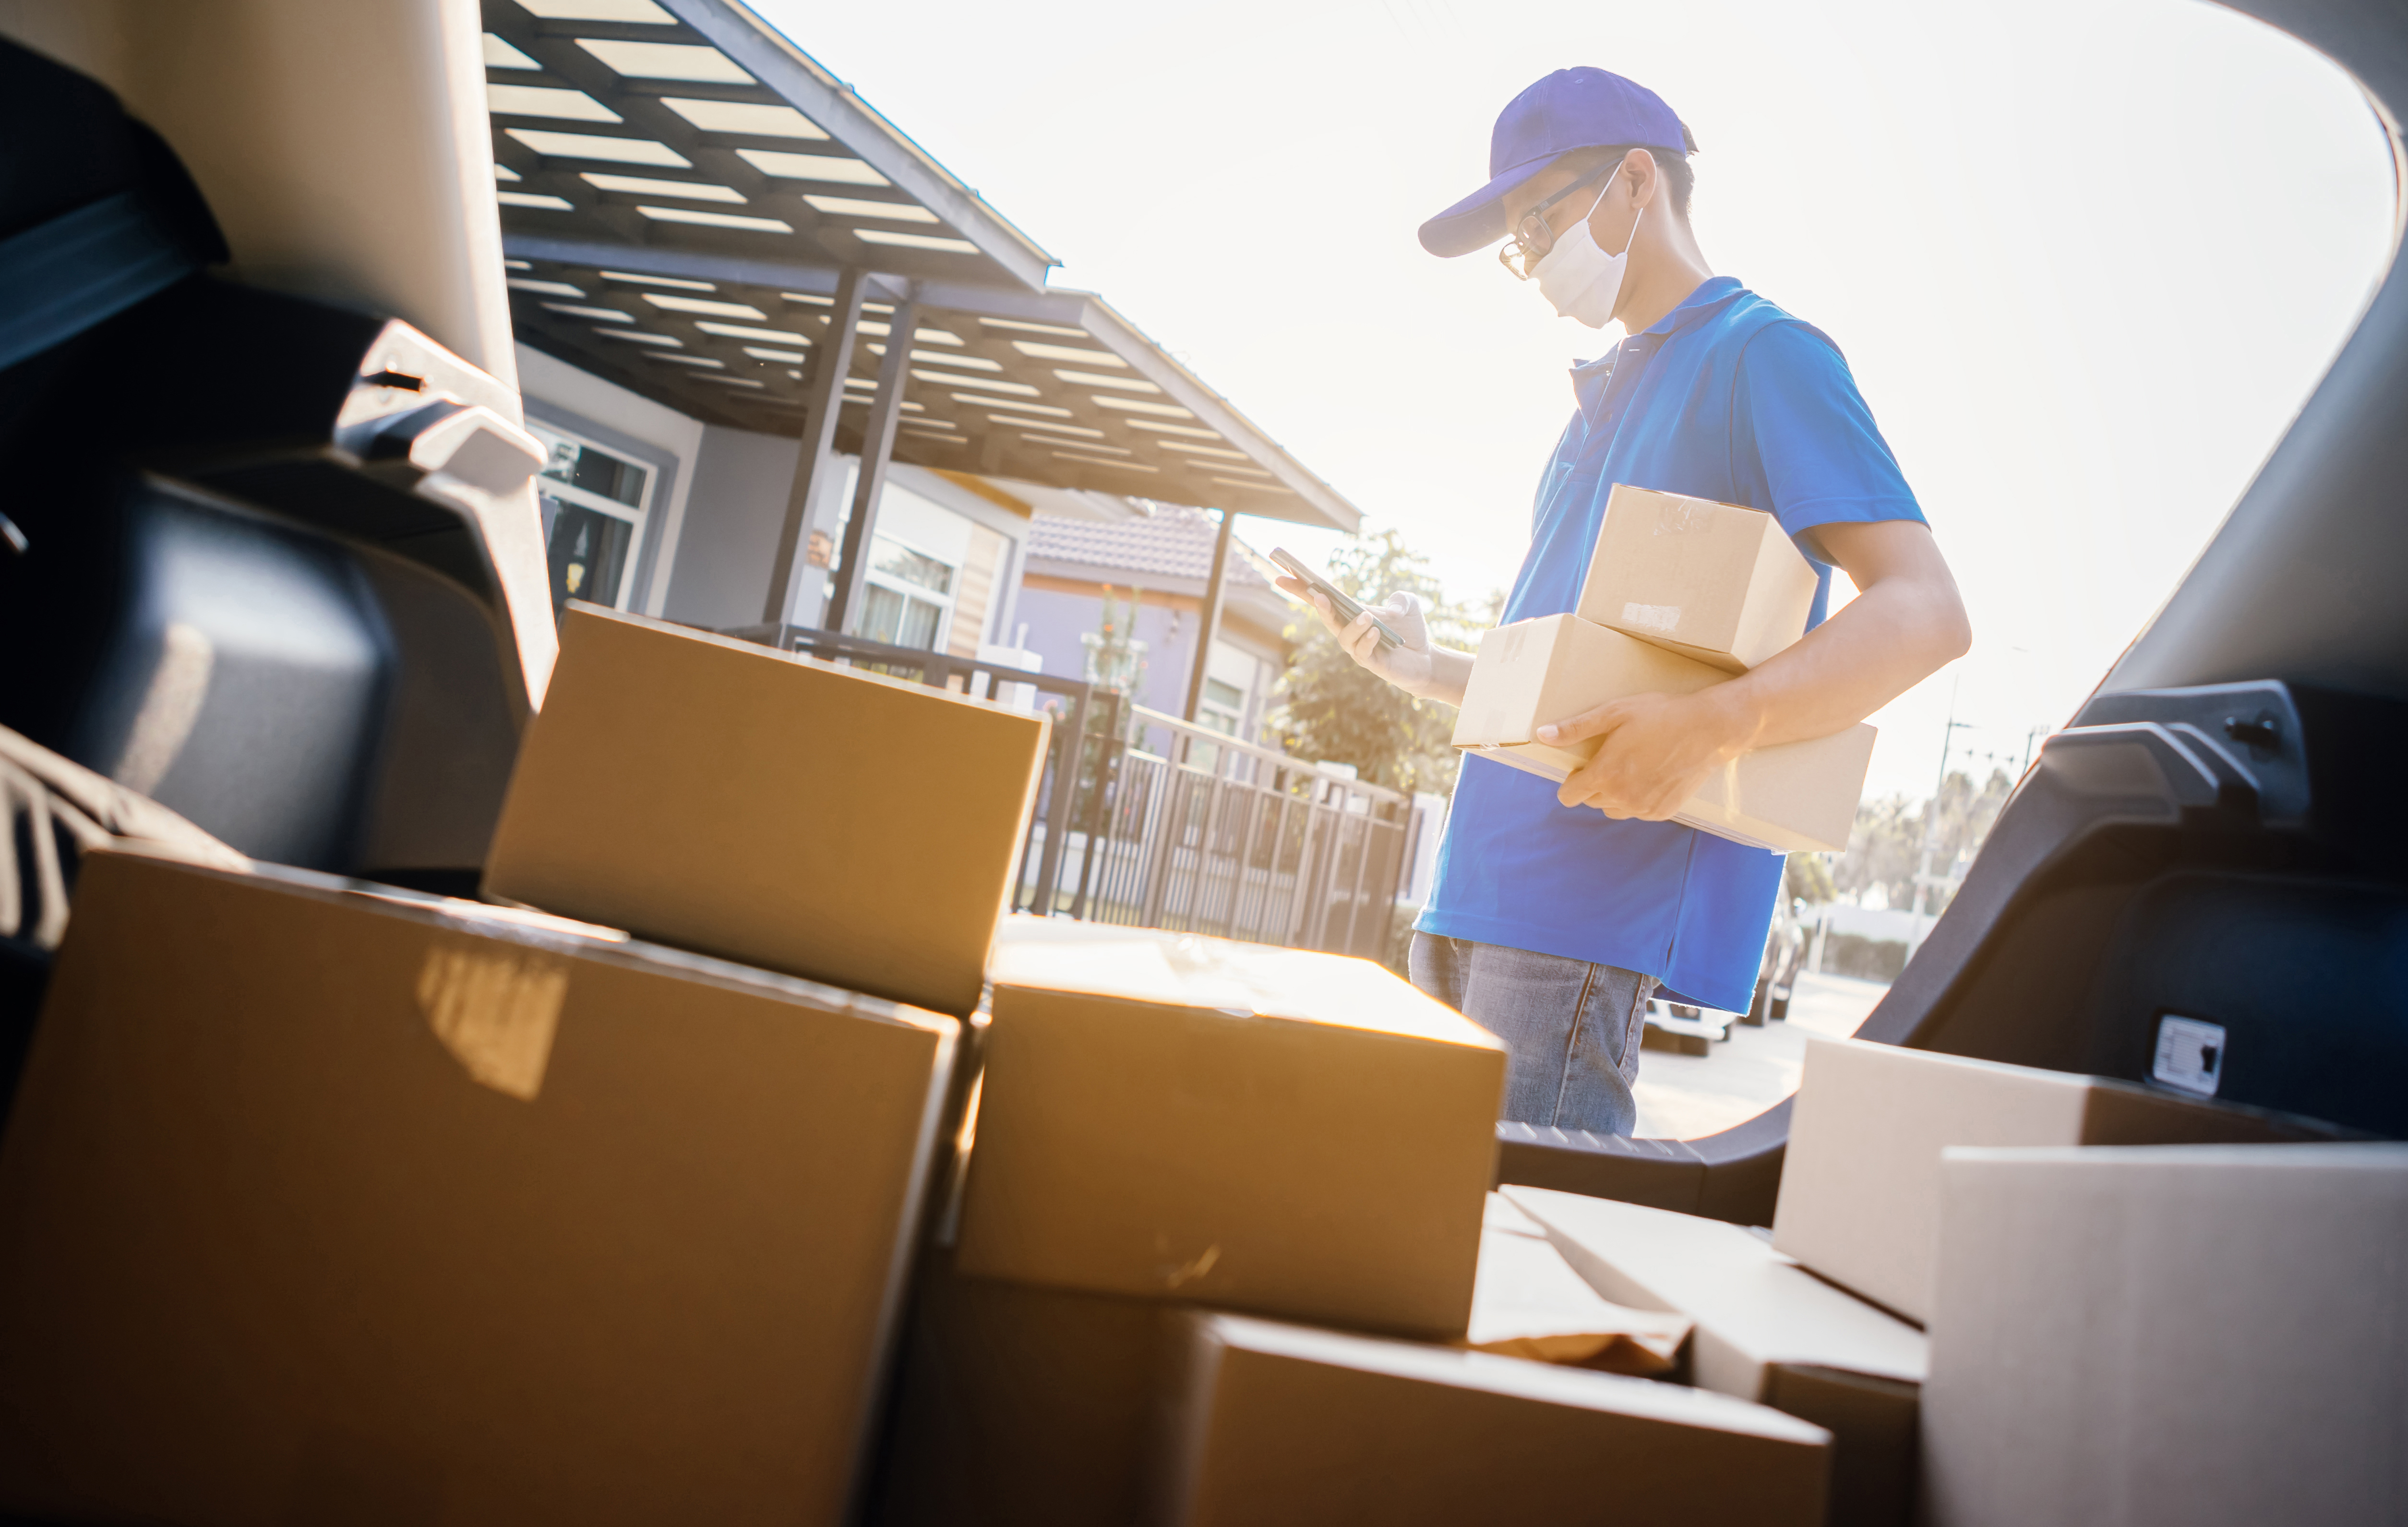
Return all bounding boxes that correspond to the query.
[1822,933,1907,983]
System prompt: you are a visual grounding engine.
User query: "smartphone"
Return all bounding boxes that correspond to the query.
[1269,548,1404,649]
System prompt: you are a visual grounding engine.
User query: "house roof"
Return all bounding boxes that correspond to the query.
[1026,508,1271,589]
[481,0,1359,530]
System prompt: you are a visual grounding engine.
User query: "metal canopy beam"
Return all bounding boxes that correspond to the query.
[653,0,1055,294]
[1184,507,1238,723]
[765,265,865,623]
[824,296,919,635]
[484,0,1363,533]
[503,236,1360,532]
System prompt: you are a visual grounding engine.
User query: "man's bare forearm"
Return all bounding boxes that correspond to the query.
[1699,565,1969,751]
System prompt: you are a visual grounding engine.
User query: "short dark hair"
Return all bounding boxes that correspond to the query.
[1568,143,1696,219]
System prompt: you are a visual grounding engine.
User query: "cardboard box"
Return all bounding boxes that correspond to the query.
[1923,1143,2408,1527]
[869,1254,1178,1527]
[1466,1193,1690,1373]
[0,847,958,1527]
[1153,1312,1832,1527]
[1452,614,1875,853]
[1772,1036,2337,1325]
[483,603,1049,1016]
[955,920,1506,1337]
[875,1195,1695,1527]
[1576,484,1820,672]
[1506,1186,1925,1527]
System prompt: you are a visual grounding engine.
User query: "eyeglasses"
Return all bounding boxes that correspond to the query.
[1497,162,1617,280]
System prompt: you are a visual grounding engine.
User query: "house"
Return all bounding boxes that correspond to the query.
[1014,503,1300,743]
[475,0,1360,715]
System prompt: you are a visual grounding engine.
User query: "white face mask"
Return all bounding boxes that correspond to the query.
[1532,180,1644,329]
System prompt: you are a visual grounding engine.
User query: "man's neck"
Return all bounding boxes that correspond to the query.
[1613,228,1716,336]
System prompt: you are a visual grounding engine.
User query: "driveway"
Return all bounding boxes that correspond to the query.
[1630,972,1890,1140]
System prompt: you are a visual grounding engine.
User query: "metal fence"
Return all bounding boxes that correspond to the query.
[1051,707,1417,959]
[726,625,1419,958]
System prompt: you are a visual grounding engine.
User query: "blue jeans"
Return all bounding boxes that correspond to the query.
[1408,932,1658,1136]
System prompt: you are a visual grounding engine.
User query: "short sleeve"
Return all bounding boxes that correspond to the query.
[1732,321,1926,543]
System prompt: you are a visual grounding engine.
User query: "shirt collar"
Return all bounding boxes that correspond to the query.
[1567,275,1746,418]
[1569,275,1746,371]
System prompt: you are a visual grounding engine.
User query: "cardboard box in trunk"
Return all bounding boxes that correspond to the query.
[1465,1193,1690,1373]
[955,920,1505,1338]
[874,1196,1692,1527]
[0,848,958,1527]
[1153,1312,1832,1527]
[1923,1143,2408,1527]
[1506,1186,1926,1527]
[1772,1036,2341,1325]
[483,603,1049,1016]
[869,1253,1179,1527]
[1452,613,1875,853]
[1576,484,1820,672]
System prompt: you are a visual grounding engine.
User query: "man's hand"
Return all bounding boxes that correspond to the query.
[1541,687,1752,818]
[1274,578,1474,703]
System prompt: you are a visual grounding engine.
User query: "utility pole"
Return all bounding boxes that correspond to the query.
[1909,680,1975,957]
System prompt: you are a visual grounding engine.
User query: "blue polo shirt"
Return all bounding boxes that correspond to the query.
[1418,277,1926,1011]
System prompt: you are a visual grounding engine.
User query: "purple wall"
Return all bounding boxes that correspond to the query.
[1013,585,1200,717]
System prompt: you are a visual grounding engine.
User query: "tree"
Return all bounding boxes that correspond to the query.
[1272,529,1497,796]
[1834,767,2015,913]
[1784,853,1837,907]
[1080,584,1148,700]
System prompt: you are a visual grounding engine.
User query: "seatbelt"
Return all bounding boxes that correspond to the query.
[0,191,201,373]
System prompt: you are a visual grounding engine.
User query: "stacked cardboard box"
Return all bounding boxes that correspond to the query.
[1505,1186,1927,1527]
[872,1196,1699,1527]
[870,918,1841,1525]
[956,919,1507,1333]
[1491,1040,2351,1527]
[1922,1142,2408,1527]
[486,602,1053,1017]
[0,847,960,1526]
[1153,1312,1831,1526]
[1452,483,1873,852]
[1588,1034,2351,1526]
[0,606,1062,1524]
[1770,1035,2331,1324]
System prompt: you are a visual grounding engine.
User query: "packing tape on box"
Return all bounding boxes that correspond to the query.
[416,944,569,1102]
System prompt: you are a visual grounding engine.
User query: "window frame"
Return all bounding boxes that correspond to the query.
[528,418,655,612]
[855,528,959,651]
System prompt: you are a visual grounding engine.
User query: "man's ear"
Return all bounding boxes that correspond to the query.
[1621,147,1659,211]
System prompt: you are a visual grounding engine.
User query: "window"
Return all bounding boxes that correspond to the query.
[854,532,957,649]
[1197,676,1246,736]
[1199,643,1265,742]
[530,421,653,613]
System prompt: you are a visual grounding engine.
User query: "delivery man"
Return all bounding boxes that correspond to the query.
[1277,68,1970,1135]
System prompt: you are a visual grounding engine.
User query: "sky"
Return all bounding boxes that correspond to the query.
[755,0,2397,799]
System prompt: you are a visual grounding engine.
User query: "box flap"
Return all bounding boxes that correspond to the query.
[1198,1313,1829,1443]
[1504,1186,1927,1397]
[1464,1215,1690,1373]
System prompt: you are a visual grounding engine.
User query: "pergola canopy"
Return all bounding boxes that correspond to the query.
[484,0,1359,531]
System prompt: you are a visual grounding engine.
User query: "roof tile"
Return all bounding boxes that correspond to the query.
[1026,508,1269,589]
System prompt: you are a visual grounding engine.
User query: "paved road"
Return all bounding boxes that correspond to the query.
[1630,972,1892,1140]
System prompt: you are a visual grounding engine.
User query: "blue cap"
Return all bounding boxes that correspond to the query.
[1419,68,1694,257]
